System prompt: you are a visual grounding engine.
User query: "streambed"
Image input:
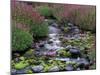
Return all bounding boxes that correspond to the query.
[11,20,95,74]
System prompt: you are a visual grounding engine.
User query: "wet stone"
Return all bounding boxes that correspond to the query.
[76,68,81,71]
[31,65,44,73]
[16,69,27,74]
[39,44,44,48]
[65,64,74,71]
[51,23,58,27]
[77,58,90,69]
[49,66,59,72]
[70,48,80,53]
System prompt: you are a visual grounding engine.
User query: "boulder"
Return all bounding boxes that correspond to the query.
[70,48,80,54]
[31,65,44,73]
[65,64,74,71]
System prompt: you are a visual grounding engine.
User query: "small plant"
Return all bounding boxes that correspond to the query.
[30,22,49,38]
[14,61,29,70]
[12,28,33,51]
[36,6,52,18]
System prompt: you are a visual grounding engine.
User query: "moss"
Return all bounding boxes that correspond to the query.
[24,49,35,58]
[19,57,25,61]
[26,70,33,74]
[14,61,29,70]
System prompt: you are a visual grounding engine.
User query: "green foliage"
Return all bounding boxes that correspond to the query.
[26,70,33,74]
[19,57,25,61]
[62,32,95,55]
[14,61,29,70]
[12,28,33,51]
[30,22,49,38]
[57,49,71,57]
[37,6,52,18]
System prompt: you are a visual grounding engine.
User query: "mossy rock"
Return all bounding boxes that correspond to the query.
[63,27,69,33]
[57,49,71,57]
[24,49,35,58]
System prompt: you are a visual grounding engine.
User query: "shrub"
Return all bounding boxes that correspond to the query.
[12,28,33,51]
[69,6,96,32]
[36,6,52,18]
[11,1,49,37]
[30,22,48,38]
[52,4,96,32]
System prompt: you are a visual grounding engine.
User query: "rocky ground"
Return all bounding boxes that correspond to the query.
[11,19,96,74]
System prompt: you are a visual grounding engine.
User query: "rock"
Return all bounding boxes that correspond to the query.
[11,69,16,75]
[14,58,19,62]
[16,69,27,74]
[66,45,73,49]
[76,68,80,71]
[34,51,41,56]
[31,65,44,73]
[74,34,81,39]
[74,28,80,33]
[51,23,58,27]
[44,43,61,50]
[16,66,32,74]
[43,50,56,57]
[48,40,53,44]
[49,26,60,34]
[14,53,20,57]
[77,58,90,69]
[55,58,70,62]
[49,66,59,72]
[69,48,80,55]
[68,23,74,27]
[65,64,74,71]
[39,44,44,48]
